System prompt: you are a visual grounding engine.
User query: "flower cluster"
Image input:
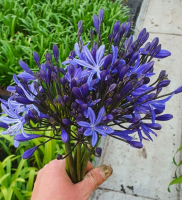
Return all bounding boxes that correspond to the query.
[0,9,182,160]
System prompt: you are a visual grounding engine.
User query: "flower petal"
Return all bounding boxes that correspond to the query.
[19,60,33,75]
[91,131,98,147]
[150,105,155,123]
[74,43,80,57]
[18,72,35,81]
[155,49,171,58]
[14,140,19,148]
[14,134,41,141]
[73,59,95,70]
[77,121,90,127]
[7,86,16,92]
[127,141,143,148]
[83,46,96,66]
[96,45,105,65]
[88,107,96,124]
[95,106,105,125]
[84,128,92,136]
[95,126,114,136]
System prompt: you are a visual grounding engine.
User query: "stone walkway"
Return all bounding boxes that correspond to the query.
[90,0,182,199]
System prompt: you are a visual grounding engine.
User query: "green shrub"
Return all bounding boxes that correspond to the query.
[0,0,129,86]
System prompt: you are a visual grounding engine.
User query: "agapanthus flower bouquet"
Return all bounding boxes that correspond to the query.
[0,9,182,184]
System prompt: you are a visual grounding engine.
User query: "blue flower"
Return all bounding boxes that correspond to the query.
[62,37,89,66]
[73,45,106,79]
[139,48,171,58]
[65,65,83,83]
[23,146,38,159]
[13,75,41,115]
[76,99,101,118]
[0,100,28,147]
[77,107,114,146]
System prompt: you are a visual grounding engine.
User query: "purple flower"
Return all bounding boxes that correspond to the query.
[173,86,182,94]
[111,129,137,141]
[156,114,173,121]
[128,141,143,148]
[14,134,42,141]
[73,45,106,79]
[23,146,38,159]
[61,129,69,143]
[0,100,27,147]
[76,99,101,118]
[139,48,171,59]
[18,72,35,81]
[96,147,102,157]
[19,60,34,75]
[53,44,59,62]
[33,51,40,67]
[99,9,104,24]
[77,107,114,146]
[0,122,8,129]
[93,14,99,33]
[65,65,83,83]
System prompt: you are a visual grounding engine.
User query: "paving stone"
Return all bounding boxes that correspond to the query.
[137,0,182,35]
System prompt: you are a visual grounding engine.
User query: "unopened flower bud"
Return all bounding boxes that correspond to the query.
[45,53,52,64]
[106,98,112,106]
[51,72,57,82]
[33,51,40,67]
[96,147,102,157]
[61,129,69,143]
[62,119,72,125]
[53,44,59,63]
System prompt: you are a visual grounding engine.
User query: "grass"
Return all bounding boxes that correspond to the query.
[0,0,129,86]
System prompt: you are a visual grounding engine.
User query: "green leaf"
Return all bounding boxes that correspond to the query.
[12,187,25,200]
[11,159,26,182]
[27,168,36,191]
[0,174,10,186]
[173,145,182,166]
[0,186,8,199]
[168,175,182,192]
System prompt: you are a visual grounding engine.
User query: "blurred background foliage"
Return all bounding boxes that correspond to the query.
[0,0,129,86]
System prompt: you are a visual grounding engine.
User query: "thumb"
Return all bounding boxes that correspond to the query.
[77,165,113,197]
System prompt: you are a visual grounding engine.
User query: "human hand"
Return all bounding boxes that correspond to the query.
[31,159,113,200]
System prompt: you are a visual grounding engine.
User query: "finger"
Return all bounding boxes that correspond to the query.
[76,165,113,199]
[86,161,94,173]
[31,165,47,200]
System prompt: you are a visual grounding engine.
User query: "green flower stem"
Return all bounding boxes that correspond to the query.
[73,145,77,168]
[80,148,91,181]
[65,153,71,178]
[65,141,77,183]
[76,142,81,182]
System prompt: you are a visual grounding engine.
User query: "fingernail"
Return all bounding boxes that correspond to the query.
[97,164,113,180]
